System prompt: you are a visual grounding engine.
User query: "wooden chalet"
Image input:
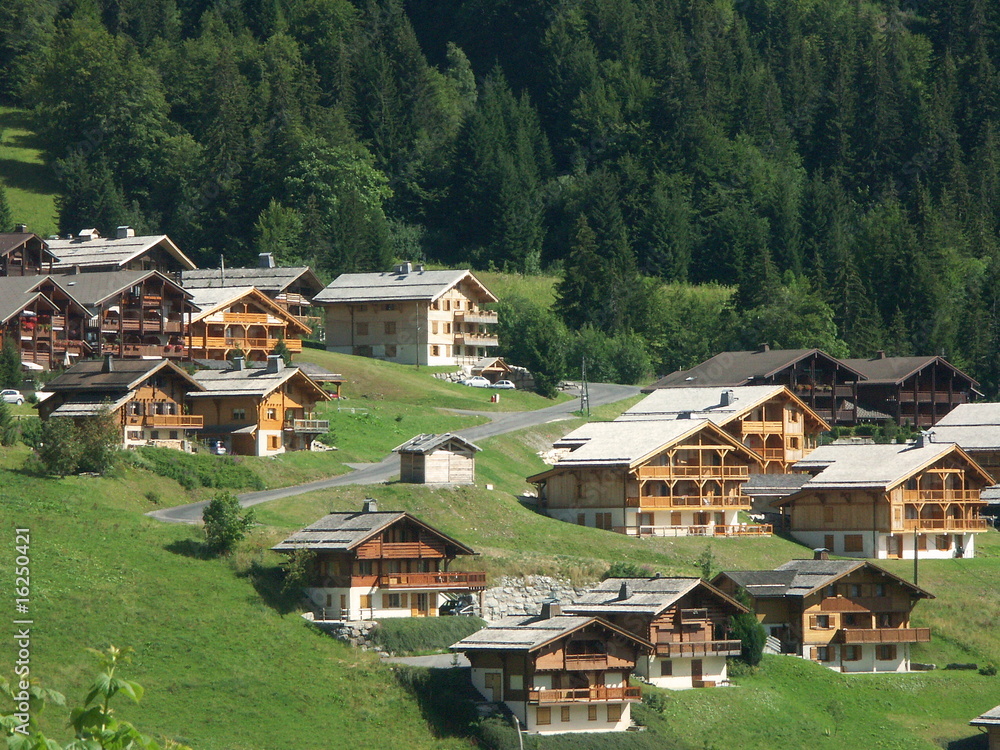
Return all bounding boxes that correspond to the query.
[971,706,1000,750]
[185,286,310,362]
[181,256,324,323]
[565,577,747,689]
[618,385,829,473]
[38,356,204,449]
[187,355,330,456]
[776,438,992,559]
[394,433,482,484]
[841,352,980,427]
[45,227,197,275]
[272,499,486,621]
[314,263,499,366]
[714,554,934,673]
[0,276,89,370]
[528,419,769,537]
[451,603,650,734]
[931,403,1000,478]
[470,356,514,384]
[643,346,866,425]
[0,229,56,276]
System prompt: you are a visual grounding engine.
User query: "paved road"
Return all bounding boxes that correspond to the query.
[147,382,640,524]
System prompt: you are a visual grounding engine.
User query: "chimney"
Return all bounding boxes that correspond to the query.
[232,356,245,371]
[102,353,113,373]
[77,228,99,241]
[362,498,378,513]
[414,264,425,272]
[266,354,284,374]
[618,581,633,601]
[720,389,736,407]
[876,350,886,359]
[116,226,135,239]
[540,600,562,619]
[758,343,770,353]
[14,224,27,233]
[258,252,275,269]
[394,262,412,275]
[917,430,934,448]
[813,548,829,561]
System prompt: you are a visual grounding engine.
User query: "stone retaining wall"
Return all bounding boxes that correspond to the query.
[481,575,594,622]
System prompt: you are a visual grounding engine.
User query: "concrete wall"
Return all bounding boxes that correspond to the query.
[791,529,976,559]
[637,655,729,689]
[807,643,910,673]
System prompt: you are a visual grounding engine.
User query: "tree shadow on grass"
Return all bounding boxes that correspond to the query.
[391,666,481,740]
[164,538,215,560]
[239,561,301,615]
[946,734,988,750]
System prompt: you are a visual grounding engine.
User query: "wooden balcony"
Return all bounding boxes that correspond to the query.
[108,343,187,358]
[655,640,742,657]
[626,495,750,509]
[455,310,498,324]
[287,419,330,433]
[636,465,749,480]
[193,336,302,353]
[461,333,499,346]
[355,541,447,560]
[740,420,784,434]
[212,312,270,325]
[631,524,771,537]
[820,597,911,613]
[143,414,203,428]
[900,518,988,531]
[838,627,930,644]
[898,392,966,404]
[378,571,486,590]
[528,686,641,704]
[900,489,982,502]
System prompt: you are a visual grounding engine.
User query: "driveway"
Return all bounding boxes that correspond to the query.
[147,382,640,524]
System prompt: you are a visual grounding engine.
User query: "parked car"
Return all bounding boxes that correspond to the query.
[463,376,491,388]
[491,380,516,390]
[1,389,24,405]
[206,440,227,455]
[440,594,476,616]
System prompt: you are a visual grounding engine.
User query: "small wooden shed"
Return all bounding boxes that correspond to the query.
[394,433,482,484]
[471,356,513,384]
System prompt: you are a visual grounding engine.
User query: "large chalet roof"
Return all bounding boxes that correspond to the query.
[186,286,311,333]
[181,266,323,295]
[46,233,196,271]
[313,268,497,305]
[43,270,193,309]
[841,354,979,388]
[565,577,746,617]
[971,705,1000,726]
[786,440,993,493]
[42,357,203,394]
[741,472,812,497]
[451,613,651,653]
[271,506,476,556]
[0,232,55,260]
[0,277,60,323]
[931,403,1000,451]
[717,559,934,599]
[393,432,482,454]
[188,363,329,401]
[644,348,866,391]
[48,392,135,417]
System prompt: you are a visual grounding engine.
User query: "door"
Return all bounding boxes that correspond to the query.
[691,659,703,687]
[824,534,835,552]
[887,534,902,559]
[412,592,431,617]
[484,672,502,702]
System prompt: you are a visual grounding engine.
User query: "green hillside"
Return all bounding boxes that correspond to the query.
[0,107,58,235]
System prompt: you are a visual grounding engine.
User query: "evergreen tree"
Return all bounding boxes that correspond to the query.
[0,336,21,388]
[0,183,12,233]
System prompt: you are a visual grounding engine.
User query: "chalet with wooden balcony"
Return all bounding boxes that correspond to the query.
[714,555,934,674]
[0,229,57,276]
[186,286,310,362]
[931,403,1000,478]
[394,433,481,484]
[0,276,90,370]
[841,352,980,427]
[38,356,205,449]
[45,227,197,275]
[566,577,747,689]
[971,705,1000,750]
[776,437,992,559]
[181,256,324,324]
[618,385,829,473]
[451,603,650,734]
[528,419,768,537]
[187,355,331,456]
[272,499,485,622]
[314,263,499,366]
[643,346,866,425]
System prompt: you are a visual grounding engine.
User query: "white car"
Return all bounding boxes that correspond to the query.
[463,376,491,388]
[1,389,24,405]
[491,380,516,390]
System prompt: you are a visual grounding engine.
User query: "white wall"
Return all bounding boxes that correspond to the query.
[639,655,728,689]
[525,702,633,735]
[811,644,910,673]
[792,529,977,560]
[306,585,451,621]
[256,429,285,457]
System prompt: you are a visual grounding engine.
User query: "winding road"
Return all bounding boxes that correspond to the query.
[147,382,640,524]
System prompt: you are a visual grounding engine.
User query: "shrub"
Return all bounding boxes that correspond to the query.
[370,616,486,655]
[202,491,256,554]
[979,663,997,676]
[601,561,656,580]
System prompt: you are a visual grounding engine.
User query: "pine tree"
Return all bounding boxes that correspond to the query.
[0,182,12,232]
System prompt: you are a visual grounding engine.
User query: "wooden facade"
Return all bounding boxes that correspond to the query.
[395,433,481,484]
[273,502,484,622]
[715,558,934,673]
[0,232,56,276]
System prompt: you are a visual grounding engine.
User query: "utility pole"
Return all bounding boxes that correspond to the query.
[581,356,591,417]
[913,528,919,586]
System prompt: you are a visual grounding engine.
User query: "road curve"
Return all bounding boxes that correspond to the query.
[147,382,640,524]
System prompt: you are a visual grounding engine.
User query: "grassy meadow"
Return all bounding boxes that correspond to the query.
[0,107,58,235]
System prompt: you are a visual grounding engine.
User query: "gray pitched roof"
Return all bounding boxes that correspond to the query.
[644,349,865,390]
[45,270,193,309]
[46,234,196,270]
[937,403,1000,426]
[565,577,746,617]
[451,614,651,652]
[0,277,59,323]
[181,266,322,294]
[313,268,497,304]
[0,233,55,260]
[188,364,321,399]
[841,355,978,387]
[48,392,134,417]
[741,472,811,496]
[619,385,786,425]
[42,358,202,393]
[271,508,477,555]
[719,559,934,599]
[185,286,310,331]
[393,433,482,454]
[971,705,1000,726]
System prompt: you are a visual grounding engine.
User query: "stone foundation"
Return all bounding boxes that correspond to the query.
[481,575,593,621]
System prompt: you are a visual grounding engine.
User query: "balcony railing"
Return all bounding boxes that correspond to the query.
[636,465,750,480]
[378,571,487,590]
[740,420,784,434]
[455,310,499,324]
[211,312,270,325]
[287,419,330,433]
[143,415,203,428]
[655,640,742,657]
[193,336,303,353]
[900,489,982,502]
[462,334,499,346]
[900,518,988,531]
[630,524,772,537]
[528,686,642,704]
[626,495,750,509]
[838,627,931,644]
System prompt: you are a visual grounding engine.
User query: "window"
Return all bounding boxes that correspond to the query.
[917,534,927,551]
[431,321,438,334]
[356,322,368,336]
[876,645,897,661]
[844,534,864,552]
[267,408,277,420]
[824,584,836,597]
[935,534,951,551]
[588,706,598,722]
[233,408,246,420]
[326,594,332,607]
[384,593,408,609]
[607,704,622,723]
[660,660,673,676]
[843,645,861,661]
[789,409,800,423]
[431,345,440,357]
[443,299,451,311]
[561,707,571,722]
[577,513,586,526]
[788,436,800,450]
[823,505,835,524]
[849,584,862,597]
[385,344,397,358]
[878,613,893,628]
[813,614,831,630]
[843,613,857,627]
[443,322,451,334]
[359,594,373,610]
[454,300,462,309]
[595,513,613,530]
[384,321,396,335]
[815,646,831,662]
[384,303,396,311]
[875,583,887,597]
[169,430,178,440]
[357,561,373,575]
[150,431,159,440]
[127,430,141,440]
[268,435,279,450]
[536,707,551,726]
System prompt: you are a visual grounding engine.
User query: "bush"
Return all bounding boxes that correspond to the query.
[601,561,656,580]
[202,491,256,554]
[979,663,997,676]
[370,616,486,655]
[135,447,265,490]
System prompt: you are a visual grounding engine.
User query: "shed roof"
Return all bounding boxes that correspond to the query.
[181,266,323,295]
[393,432,482,454]
[565,577,746,617]
[717,559,934,599]
[450,614,651,653]
[971,705,1000,726]
[271,507,476,555]
[841,355,978,388]
[643,349,866,390]
[313,268,497,304]
[46,233,196,271]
